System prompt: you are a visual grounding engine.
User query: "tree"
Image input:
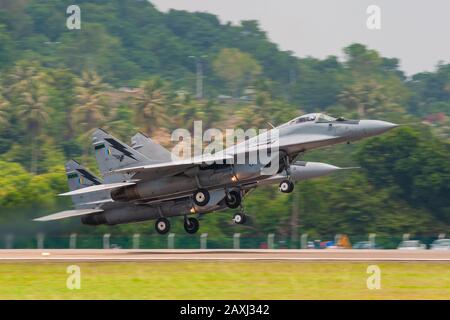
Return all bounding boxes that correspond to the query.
[0,91,9,127]
[132,77,171,135]
[339,80,405,117]
[355,126,450,224]
[213,48,262,97]
[4,60,47,102]
[344,43,383,77]
[0,24,15,68]
[17,83,49,173]
[172,92,203,128]
[72,70,109,137]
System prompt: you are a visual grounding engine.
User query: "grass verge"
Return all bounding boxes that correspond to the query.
[0,261,449,299]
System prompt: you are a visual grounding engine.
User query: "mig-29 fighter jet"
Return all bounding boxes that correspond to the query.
[35,113,396,234]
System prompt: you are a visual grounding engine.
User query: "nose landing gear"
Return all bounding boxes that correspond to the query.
[279,153,295,193]
[233,212,247,224]
[279,180,294,193]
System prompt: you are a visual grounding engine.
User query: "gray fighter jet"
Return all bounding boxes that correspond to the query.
[35,113,396,234]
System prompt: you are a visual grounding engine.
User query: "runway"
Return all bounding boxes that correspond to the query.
[1,249,450,262]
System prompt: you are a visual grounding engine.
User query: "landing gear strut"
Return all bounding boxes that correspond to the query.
[282,153,292,178]
[193,189,210,206]
[155,217,171,235]
[183,216,200,234]
[279,153,294,193]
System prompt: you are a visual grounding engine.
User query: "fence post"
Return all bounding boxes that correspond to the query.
[267,233,275,249]
[69,233,77,249]
[168,233,175,249]
[133,233,140,249]
[438,233,446,239]
[402,233,410,241]
[5,234,14,249]
[37,233,45,249]
[103,233,111,249]
[200,233,208,249]
[300,233,308,249]
[334,234,341,247]
[369,233,376,249]
[233,233,240,249]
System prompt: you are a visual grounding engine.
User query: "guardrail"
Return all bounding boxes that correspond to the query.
[1,232,448,250]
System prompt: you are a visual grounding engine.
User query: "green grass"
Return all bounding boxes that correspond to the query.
[0,262,449,299]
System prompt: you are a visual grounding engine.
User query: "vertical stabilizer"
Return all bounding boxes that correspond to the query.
[131,132,173,163]
[65,160,108,208]
[92,129,152,183]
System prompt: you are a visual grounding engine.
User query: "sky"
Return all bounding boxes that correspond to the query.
[151,0,450,75]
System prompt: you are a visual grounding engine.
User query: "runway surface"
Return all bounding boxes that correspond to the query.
[1,249,450,262]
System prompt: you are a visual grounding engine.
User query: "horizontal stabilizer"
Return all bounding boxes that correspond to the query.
[59,181,136,196]
[33,209,103,222]
[78,199,115,206]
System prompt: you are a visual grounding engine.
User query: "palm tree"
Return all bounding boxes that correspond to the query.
[70,70,113,160]
[17,85,49,174]
[77,70,109,96]
[133,78,170,135]
[172,92,205,128]
[339,81,405,118]
[71,71,110,144]
[5,61,47,102]
[0,93,10,127]
[338,85,368,117]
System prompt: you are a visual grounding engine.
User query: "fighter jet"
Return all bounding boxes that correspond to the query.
[34,113,396,234]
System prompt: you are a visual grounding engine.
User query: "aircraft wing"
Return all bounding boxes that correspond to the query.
[58,181,137,196]
[110,154,234,175]
[33,208,103,222]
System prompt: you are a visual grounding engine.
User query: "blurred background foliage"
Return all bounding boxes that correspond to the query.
[0,0,448,242]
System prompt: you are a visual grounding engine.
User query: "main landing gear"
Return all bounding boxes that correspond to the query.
[225,189,246,224]
[155,217,171,235]
[193,188,210,206]
[225,190,242,209]
[184,216,200,234]
[155,216,200,235]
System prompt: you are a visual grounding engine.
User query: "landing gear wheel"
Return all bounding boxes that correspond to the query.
[233,213,246,225]
[184,217,200,234]
[155,218,171,235]
[193,189,210,206]
[225,190,242,209]
[279,180,294,193]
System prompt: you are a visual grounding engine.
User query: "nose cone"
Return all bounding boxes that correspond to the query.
[359,120,398,137]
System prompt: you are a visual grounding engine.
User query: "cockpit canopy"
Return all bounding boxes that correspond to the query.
[284,113,337,126]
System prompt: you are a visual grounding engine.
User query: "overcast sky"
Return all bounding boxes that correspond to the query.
[151,0,450,75]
